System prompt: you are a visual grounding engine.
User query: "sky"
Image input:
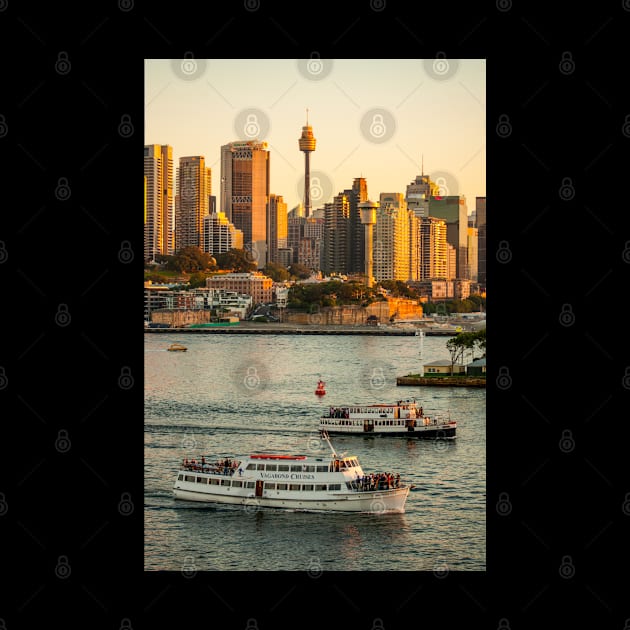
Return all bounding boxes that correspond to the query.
[145,58,485,213]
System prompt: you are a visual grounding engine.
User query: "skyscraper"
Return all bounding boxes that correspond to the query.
[298,112,316,218]
[220,140,270,267]
[428,195,469,280]
[322,193,351,274]
[144,144,174,262]
[348,177,369,274]
[419,216,448,280]
[175,156,211,251]
[374,193,412,282]
[475,197,486,288]
[267,193,288,264]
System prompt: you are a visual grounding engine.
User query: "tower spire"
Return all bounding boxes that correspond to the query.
[306,107,309,125]
[421,154,424,176]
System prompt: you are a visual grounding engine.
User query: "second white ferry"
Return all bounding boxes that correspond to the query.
[320,400,456,439]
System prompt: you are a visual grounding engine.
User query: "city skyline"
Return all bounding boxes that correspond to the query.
[145,58,486,212]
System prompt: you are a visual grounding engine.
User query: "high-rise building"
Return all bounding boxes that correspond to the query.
[267,194,288,264]
[144,144,174,261]
[220,140,270,267]
[419,216,448,280]
[428,195,469,279]
[475,197,486,288]
[175,156,211,251]
[300,216,324,270]
[405,163,440,218]
[298,113,316,218]
[348,177,369,274]
[322,193,351,274]
[203,211,243,256]
[467,226,479,283]
[374,193,412,282]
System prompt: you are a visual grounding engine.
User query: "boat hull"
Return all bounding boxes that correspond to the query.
[319,425,456,439]
[173,485,409,513]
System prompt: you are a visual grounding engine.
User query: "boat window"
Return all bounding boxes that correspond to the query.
[245,481,255,489]
[220,479,230,486]
[210,478,219,485]
[304,465,315,472]
[265,482,276,490]
[185,475,195,482]
[338,461,346,469]
[196,477,206,483]
[278,464,289,471]
[290,465,302,472]
[328,484,341,490]
[177,474,184,481]
[256,464,265,470]
[315,484,327,491]
[246,464,256,470]
[302,484,314,491]
[232,480,243,487]
[265,464,277,471]
[277,483,288,490]
[289,484,301,491]
[316,465,328,472]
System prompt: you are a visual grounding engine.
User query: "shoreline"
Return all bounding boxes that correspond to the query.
[143,322,464,336]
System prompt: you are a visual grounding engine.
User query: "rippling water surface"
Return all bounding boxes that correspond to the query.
[144,332,486,571]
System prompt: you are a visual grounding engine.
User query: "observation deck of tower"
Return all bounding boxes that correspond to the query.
[298,109,316,218]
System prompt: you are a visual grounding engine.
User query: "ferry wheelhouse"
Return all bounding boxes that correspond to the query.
[173,431,410,513]
[320,400,456,439]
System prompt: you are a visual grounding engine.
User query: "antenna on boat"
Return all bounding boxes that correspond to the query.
[319,429,337,457]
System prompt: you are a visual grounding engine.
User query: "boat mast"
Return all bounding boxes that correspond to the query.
[319,429,337,457]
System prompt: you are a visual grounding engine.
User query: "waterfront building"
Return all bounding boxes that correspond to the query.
[205,271,273,304]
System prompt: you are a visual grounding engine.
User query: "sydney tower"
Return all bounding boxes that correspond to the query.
[298,111,316,218]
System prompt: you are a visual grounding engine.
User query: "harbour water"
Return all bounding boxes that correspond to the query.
[144,332,486,571]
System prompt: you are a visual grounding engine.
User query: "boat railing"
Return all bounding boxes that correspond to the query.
[181,459,239,475]
[347,473,403,492]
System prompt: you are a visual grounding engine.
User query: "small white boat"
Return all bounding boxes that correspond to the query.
[320,400,456,439]
[173,431,410,513]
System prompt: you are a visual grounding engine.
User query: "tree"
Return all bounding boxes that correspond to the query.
[188,271,208,289]
[446,330,486,373]
[288,263,311,280]
[263,262,290,282]
[215,248,257,272]
[167,246,215,273]
[446,334,467,374]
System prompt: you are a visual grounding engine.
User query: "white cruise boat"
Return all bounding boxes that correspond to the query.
[320,400,456,439]
[173,431,410,513]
